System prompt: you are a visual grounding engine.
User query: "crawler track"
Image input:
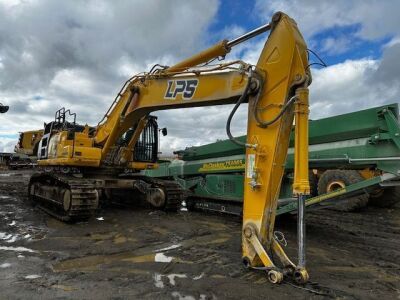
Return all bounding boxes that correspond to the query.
[28,173,99,222]
[150,178,183,211]
[28,172,183,221]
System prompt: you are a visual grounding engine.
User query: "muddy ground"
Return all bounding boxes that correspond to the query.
[0,170,399,300]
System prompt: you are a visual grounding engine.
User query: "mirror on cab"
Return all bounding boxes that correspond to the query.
[161,128,168,136]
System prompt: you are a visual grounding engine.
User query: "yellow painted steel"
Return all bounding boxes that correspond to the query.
[117,117,148,165]
[241,13,310,270]
[38,157,100,167]
[15,130,43,156]
[99,71,249,163]
[39,130,101,166]
[94,84,137,145]
[358,168,377,179]
[293,87,311,195]
[166,40,230,73]
[127,162,158,170]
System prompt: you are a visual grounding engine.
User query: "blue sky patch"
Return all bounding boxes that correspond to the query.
[310,24,390,65]
[210,2,389,67]
[0,133,18,139]
[32,95,44,101]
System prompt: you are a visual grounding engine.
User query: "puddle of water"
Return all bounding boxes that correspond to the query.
[154,273,187,288]
[25,274,41,279]
[0,246,37,253]
[54,250,177,272]
[154,273,164,288]
[52,284,76,291]
[0,232,12,240]
[53,233,231,272]
[89,232,116,240]
[152,227,169,235]
[153,272,205,289]
[6,235,18,243]
[155,252,173,263]
[122,254,155,263]
[0,195,11,199]
[155,244,181,252]
[193,273,205,280]
[167,274,187,285]
[96,217,104,221]
[113,235,127,244]
[180,200,188,212]
[53,251,148,272]
[0,263,11,268]
[171,291,207,300]
[0,174,11,177]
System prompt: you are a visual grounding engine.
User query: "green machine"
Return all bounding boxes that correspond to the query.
[145,104,400,215]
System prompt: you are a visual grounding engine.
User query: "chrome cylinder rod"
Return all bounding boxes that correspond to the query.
[227,23,271,48]
[297,194,306,268]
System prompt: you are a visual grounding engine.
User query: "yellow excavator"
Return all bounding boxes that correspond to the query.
[7,129,43,169]
[15,130,44,156]
[29,12,311,284]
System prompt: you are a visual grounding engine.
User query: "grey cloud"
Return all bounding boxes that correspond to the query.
[1,0,400,156]
[0,0,218,92]
[0,0,219,152]
[255,0,400,41]
[370,44,400,85]
[155,103,248,154]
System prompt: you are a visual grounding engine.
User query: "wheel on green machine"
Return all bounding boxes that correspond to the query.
[317,170,369,212]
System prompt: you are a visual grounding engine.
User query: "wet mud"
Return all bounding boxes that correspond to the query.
[0,170,399,299]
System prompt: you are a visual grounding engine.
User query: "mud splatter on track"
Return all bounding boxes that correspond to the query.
[0,170,399,299]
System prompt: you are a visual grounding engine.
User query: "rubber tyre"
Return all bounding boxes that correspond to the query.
[368,186,400,208]
[309,170,318,197]
[317,170,369,212]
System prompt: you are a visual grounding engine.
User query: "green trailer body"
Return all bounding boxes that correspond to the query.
[145,104,400,214]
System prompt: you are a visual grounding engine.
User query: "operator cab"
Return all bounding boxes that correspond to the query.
[38,108,163,165]
[119,115,162,163]
[37,108,92,160]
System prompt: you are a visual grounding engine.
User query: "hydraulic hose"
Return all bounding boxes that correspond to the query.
[253,83,297,129]
[226,69,297,147]
[226,71,253,147]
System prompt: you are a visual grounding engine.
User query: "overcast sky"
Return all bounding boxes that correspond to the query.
[0,0,399,154]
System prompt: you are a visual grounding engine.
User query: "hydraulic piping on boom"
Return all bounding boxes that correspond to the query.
[29,12,311,284]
